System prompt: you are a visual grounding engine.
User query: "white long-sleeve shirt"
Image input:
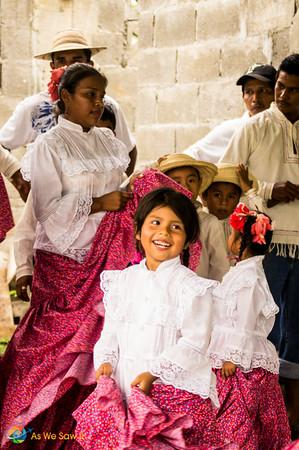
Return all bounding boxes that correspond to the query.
[184,113,250,164]
[24,115,129,262]
[220,102,299,250]
[94,257,219,405]
[0,145,20,179]
[207,256,279,373]
[196,210,230,281]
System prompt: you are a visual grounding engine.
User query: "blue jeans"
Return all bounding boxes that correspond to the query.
[263,252,299,379]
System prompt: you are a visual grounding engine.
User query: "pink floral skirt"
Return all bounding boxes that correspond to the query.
[215,367,291,450]
[73,376,237,450]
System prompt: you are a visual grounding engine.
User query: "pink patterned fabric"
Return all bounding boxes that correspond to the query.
[0,174,14,242]
[0,169,201,448]
[283,440,299,450]
[74,376,231,449]
[215,368,291,450]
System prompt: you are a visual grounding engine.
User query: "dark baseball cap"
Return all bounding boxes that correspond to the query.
[236,64,277,86]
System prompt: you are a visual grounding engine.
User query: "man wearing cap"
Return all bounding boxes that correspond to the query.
[220,54,299,437]
[0,29,137,175]
[184,64,276,163]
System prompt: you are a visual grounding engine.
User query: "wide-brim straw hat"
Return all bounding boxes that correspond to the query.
[212,163,258,193]
[155,153,218,194]
[34,29,106,60]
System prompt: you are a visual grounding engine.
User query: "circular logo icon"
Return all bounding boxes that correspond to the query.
[8,425,28,444]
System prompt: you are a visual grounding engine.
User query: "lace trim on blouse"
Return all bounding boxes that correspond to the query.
[21,127,129,180]
[151,358,219,407]
[209,350,279,374]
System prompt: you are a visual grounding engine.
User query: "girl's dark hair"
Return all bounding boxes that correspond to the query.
[134,188,200,267]
[100,104,116,131]
[57,63,108,113]
[239,213,273,259]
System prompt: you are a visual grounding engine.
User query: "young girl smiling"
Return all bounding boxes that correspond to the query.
[74,188,222,449]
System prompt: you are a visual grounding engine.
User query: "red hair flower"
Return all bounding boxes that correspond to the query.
[229,202,250,233]
[48,66,66,102]
[251,214,272,245]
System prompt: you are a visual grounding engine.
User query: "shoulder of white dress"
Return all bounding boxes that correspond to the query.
[179,267,219,296]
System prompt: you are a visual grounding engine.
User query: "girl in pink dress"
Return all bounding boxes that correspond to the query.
[74,187,224,449]
[207,203,291,450]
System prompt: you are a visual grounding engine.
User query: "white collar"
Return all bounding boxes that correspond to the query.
[139,256,181,273]
[58,115,94,135]
[235,255,264,268]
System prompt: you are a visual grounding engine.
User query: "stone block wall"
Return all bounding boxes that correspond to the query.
[136,0,299,162]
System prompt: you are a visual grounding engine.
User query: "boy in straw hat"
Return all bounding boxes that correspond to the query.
[156,153,230,281]
[0,29,137,175]
[201,163,260,262]
[0,29,137,300]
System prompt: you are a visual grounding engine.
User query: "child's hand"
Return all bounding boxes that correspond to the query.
[237,164,253,193]
[221,361,237,379]
[131,371,158,395]
[95,362,113,381]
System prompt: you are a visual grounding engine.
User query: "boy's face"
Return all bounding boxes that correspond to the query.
[165,166,201,203]
[203,182,241,220]
[50,49,91,69]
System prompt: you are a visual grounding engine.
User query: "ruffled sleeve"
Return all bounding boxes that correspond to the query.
[150,272,219,405]
[29,136,93,253]
[208,267,279,373]
[93,270,122,372]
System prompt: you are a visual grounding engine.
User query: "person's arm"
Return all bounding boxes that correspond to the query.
[14,192,36,301]
[0,145,30,202]
[149,276,217,399]
[94,271,122,380]
[0,98,37,150]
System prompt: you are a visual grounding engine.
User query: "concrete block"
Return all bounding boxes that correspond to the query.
[197,80,244,121]
[290,11,299,53]
[196,0,241,39]
[155,4,196,47]
[124,19,139,65]
[137,125,175,160]
[221,38,267,78]
[157,84,199,124]
[177,44,220,83]
[104,66,138,99]
[93,31,124,66]
[138,48,176,85]
[139,11,154,48]
[1,62,33,97]
[136,87,157,125]
[272,28,290,68]
[116,98,136,132]
[140,0,175,11]
[97,0,125,32]
[175,125,212,152]
[1,26,32,61]
[246,0,294,35]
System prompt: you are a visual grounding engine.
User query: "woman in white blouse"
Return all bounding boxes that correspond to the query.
[0,64,132,448]
[74,188,223,449]
[207,203,290,450]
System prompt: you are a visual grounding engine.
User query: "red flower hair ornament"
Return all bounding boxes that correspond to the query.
[229,202,273,245]
[48,66,67,102]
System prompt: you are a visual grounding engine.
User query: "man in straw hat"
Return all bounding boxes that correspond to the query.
[184,63,276,164]
[220,54,299,437]
[0,29,137,175]
[156,153,230,281]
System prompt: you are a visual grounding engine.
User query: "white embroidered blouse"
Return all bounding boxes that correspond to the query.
[207,255,279,374]
[25,115,129,262]
[94,257,219,405]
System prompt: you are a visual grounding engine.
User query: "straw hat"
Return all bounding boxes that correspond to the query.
[212,163,258,193]
[34,29,106,60]
[155,153,218,194]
